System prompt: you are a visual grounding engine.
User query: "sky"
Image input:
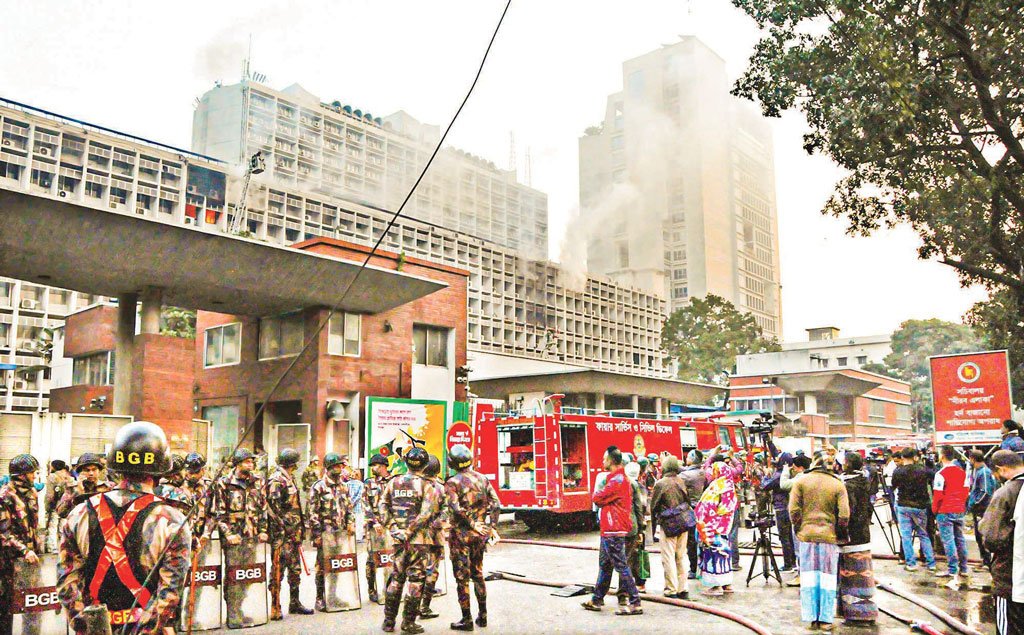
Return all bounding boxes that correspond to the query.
[0,0,987,341]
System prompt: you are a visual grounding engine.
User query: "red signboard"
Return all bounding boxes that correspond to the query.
[446,422,473,453]
[931,350,1013,445]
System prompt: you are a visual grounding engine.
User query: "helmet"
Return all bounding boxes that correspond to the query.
[324,452,344,469]
[621,452,634,464]
[50,459,68,472]
[404,447,429,470]
[368,454,388,468]
[278,448,300,468]
[647,453,659,463]
[169,454,186,474]
[184,452,206,473]
[107,421,172,475]
[9,454,39,476]
[76,452,105,471]
[309,456,320,464]
[448,444,473,471]
[231,448,255,466]
[637,456,649,468]
[424,454,441,478]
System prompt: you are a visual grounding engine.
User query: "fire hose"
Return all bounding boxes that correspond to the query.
[877,582,983,635]
[877,605,946,635]
[488,570,773,635]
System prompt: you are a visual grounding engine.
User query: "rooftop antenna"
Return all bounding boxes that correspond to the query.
[507,131,516,173]
[242,34,253,81]
[524,146,532,186]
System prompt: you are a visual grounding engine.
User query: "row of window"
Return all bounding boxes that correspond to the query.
[203,314,449,369]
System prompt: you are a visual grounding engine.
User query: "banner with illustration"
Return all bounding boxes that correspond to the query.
[365,397,448,475]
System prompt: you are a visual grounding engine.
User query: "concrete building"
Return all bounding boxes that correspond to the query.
[736,326,892,376]
[579,37,783,338]
[192,81,549,260]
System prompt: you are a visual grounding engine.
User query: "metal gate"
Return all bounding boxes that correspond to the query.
[0,412,32,476]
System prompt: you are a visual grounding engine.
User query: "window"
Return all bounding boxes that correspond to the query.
[328,312,361,356]
[259,313,304,359]
[413,325,449,367]
[837,357,848,367]
[204,323,241,367]
[72,351,114,385]
[202,405,239,465]
[896,404,912,424]
[868,399,886,423]
[0,323,9,346]
[857,356,868,365]
[718,427,732,448]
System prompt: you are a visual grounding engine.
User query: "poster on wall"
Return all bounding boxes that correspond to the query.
[930,350,1013,445]
[365,397,448,475]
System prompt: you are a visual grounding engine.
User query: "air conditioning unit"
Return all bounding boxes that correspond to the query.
[12,379,27,391]
[38,147,49,156]
[2,139,10,146]
[184,217,195,226]
[20,299,39,310]
[58,190,68,198]
[109,201,119,210]
[136,206,147,215]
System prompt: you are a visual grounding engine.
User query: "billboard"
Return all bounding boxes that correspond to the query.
[365,397,447,475]
[930,350,1013,445]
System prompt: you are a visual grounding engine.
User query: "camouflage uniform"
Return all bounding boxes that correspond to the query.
[380,472,444,628]
[57,480,191,634]
[55,478,114,519]
[421,475,450,613]
[307,471,354,606]
[0,476,43,633]
[210,470,268,627]
[446,469,500,619]
[301,464,320,494]
[44,469,75,552]
[362,472,391,596]
[266,466,306,615]
[182,474,213,541]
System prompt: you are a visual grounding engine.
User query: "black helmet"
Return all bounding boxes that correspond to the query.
[231,448,255,466]
[184,452,206,473]
[405,447,429,470]
[424,454,441,478]
[278,448,300,468]
[324,452,344,469]
[50,459,68,472]
[169,454,186,474]
[76,452,105,471]
[9,454,39,476]
[448,444,473,471]
[368,453,388,467]
[107,421,172,475]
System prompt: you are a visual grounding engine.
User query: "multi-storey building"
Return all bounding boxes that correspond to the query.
[0,97,668,418]
[736,327,892,376]
[579,37,783,338]
[191,81,549,260]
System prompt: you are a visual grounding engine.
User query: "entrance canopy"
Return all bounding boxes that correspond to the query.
[0,190,445,316]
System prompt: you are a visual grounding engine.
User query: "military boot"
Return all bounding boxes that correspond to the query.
[315,585,327,613]
[420,588,439,619]
[368,574,379,604]
[382,592,402,632]
[290,589,315,616]
[401,596,425,634]
[270,596,283,621]
[450,608,474,631]
[475,603,487,628]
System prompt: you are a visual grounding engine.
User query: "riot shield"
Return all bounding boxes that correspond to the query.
[10,557,63,635]
[321,530,361,611]
[180,538,223,631]
[222,541,268,628]
[370,534,394,606]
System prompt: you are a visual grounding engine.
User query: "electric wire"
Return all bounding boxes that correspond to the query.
[117,2,514,632]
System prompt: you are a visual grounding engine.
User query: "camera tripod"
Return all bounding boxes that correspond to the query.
[746,523,783,586]
[872,498,899,556]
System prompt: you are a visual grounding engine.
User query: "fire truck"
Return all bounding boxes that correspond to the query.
[472,395,749,528]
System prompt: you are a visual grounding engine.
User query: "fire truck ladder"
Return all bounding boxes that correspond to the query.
[533,412,549,499]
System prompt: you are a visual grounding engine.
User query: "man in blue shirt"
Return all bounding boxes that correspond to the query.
[967,449,997,568]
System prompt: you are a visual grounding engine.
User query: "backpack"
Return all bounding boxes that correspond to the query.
[659,500,696,537]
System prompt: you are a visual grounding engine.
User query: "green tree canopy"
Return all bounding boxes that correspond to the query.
[731,0,1024,397]
[966,290,1024,405]
[160,307,196,339]
[661,294,780,385]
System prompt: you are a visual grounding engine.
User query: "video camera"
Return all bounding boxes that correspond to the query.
[748,412,778,438]
[743,509,775,530]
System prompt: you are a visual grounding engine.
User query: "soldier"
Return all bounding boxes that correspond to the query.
[56,452,114,519]
[363,452,392,603]
[57,421,191,634]
[308,452,355,611]
[44,459,74,552]
[0,454,42,634]
[301,456,321,494]
[266,448,314,620]
[211,448,269,629]
[155,454,193,510]
[380,446,441,634]
[446,444,500,631]
[419,454,449,621]
[182,452,213,542]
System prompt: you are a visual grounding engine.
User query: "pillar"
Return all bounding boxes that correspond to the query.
[594,393,605,412]
[654,397,664,416]
[139,286,163,335]
[631,394,640,414]
[113,293,137,416]
[803,394,818,414]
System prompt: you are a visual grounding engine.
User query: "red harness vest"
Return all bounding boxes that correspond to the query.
[87,493,158,610]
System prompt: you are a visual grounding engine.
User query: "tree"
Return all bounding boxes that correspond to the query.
[731,0,1024,390]
[661,294,780,385]
[966,290,1024,406]
[161,307,196,339]
[880,319,981,431]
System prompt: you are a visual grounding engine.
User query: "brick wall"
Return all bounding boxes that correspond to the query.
[49,385,113,415]
[131,334,195,442]
[63,306,117,357]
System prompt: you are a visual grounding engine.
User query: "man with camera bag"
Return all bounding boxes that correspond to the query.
[650,455,699,599]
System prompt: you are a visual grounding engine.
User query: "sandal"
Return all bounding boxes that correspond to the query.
[614,605,643,616]
[580,600,603,612]
[702,588,724,597]
[723,586,735,594]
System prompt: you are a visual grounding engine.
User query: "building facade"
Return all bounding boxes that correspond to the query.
[579,37,783,338]
[192,81,549,260]
[736,326,892,375]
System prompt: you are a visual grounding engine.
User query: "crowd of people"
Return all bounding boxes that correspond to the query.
[0,420,501,635]
[582,418,1024,634]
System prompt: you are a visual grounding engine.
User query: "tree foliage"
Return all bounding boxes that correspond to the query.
[879,319,981,430]
[161,307,197,339]
[966,290,1024,405]
[661,294,780,384]
[731,0,1024,390]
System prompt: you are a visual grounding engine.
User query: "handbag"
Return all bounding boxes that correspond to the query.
[639,548,651,580]
[659,501,697,537]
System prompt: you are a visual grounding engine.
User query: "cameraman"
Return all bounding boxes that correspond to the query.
[761,450,797,572]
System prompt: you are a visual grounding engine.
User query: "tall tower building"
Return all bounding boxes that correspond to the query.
[192,81,548,260]
[580,37,782,338]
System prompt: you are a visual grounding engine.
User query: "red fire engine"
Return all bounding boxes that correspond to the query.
[472,395,748,528]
